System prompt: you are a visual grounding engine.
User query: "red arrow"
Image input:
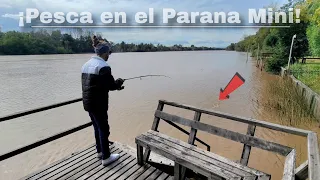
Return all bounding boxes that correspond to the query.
[219,72,245,100]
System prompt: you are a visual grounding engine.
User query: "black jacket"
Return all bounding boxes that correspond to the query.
[81,56,121,112]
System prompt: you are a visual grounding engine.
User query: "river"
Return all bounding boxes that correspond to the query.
[0,51,319,180]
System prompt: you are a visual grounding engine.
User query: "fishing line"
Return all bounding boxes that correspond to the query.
[123,75,171,81]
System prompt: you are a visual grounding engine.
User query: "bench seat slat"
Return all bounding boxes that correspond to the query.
[136,134,245,179]
[155,110,292,156]
[146,130,268,177]
[144,131,261,178]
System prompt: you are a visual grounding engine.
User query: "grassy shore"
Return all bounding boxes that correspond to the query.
[260,76,318,126]
[289,60,320,94]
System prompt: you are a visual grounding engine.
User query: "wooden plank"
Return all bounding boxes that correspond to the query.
[47,147,119,180]
[85,153,132,180]
[295,160,308,180]
[22,145,96,180]
[240,125,256,166]
[145,132,255,178]
[136,134,241,179]
[257,175,271,180]
[144,101,165,163]
[159,100,311,137]
[167,176,174,180]
[147,130,267,177]
[96,156,136,179]
[127,165,156,180]
[307,132,320,180]
[116,164,151,180]
[188,111,202,145]
[59,147,120,180]
[145,169,164,180]
[135,165,157,179]
[282,149,296,180]
[106,160,137,179]
[243,176,258,180]
[36,148,101,180]
[77,152,129,180]
[152,101,165,131]
[155,110,292,156]
[174,163,181,180]
[156,172,171,180]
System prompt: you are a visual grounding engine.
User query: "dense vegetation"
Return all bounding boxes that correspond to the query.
[226,0,320,72]
[0,30,223,55]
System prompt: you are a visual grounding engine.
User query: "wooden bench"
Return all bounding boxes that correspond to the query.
[136,130,272,180]
[135,100,302,180]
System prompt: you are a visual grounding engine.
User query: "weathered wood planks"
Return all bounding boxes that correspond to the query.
[147,130,267,177]
[21,142,172,180]
[240,124,256,166]
[159,100,311,137]
[136,130,271,180]
[282,149,296,180]
[155,110,292,156]
[136,134,242,179]
[307,132,320,180]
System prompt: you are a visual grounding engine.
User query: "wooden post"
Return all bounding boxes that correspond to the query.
[137,144,144,165]
[188,112,202,145]
[181,111,202,179]
[282,149,296,180]
[240,124,256,166]
[307,133,320,180]
[174,162,181,180]
[143,101,164,162]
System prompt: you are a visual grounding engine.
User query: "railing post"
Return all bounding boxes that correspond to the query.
[143,101,164,162]
[307,132,320,180]
[181,111,202,180]
[240,124,256,166]
[188,112,202,145]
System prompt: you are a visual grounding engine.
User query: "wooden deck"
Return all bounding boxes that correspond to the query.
[21,142,174,180]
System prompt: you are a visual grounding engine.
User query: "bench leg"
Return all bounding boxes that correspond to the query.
[174,162,181,180]
[180,167,187,180]
[137,144,144,165]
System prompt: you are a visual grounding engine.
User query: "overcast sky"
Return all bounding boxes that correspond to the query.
[0,0,287,47]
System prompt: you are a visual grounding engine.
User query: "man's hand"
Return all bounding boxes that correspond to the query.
[116,78,124,86]
[115,78,125,91]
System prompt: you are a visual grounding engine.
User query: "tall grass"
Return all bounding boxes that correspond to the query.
[259,76,317,126]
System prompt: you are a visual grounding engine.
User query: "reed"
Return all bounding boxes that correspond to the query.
[258,76,317,126]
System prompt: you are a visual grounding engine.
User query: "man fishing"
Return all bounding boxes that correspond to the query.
[81,35,124,166]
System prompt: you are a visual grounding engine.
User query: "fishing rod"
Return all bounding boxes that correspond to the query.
[123,75,171,81]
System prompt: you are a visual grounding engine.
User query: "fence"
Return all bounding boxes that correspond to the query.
[280,67,320,121]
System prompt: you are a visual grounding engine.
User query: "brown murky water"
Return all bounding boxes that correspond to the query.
[0,51,319,180]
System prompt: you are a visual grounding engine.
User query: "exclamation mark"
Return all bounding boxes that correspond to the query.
[296,9,300,23]
[19,12,24,27]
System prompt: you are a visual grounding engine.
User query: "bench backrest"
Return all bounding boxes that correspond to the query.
[154,110,292,156]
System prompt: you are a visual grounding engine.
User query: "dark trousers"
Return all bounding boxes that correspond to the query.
[88,111,110,160]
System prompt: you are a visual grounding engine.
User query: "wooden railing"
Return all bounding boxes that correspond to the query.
[0,98,210,161]
[151,100,320,180]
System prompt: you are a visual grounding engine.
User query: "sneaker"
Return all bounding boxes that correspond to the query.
[102,154,120,166]
[97,152,102,159]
